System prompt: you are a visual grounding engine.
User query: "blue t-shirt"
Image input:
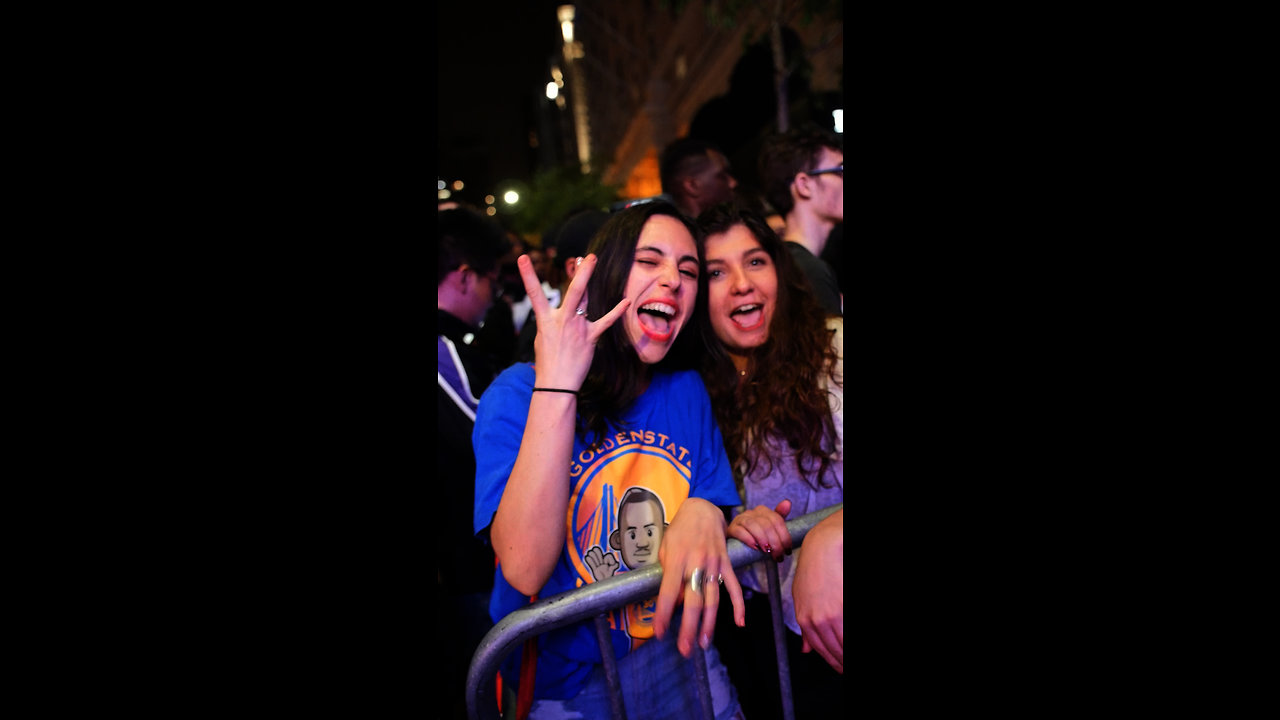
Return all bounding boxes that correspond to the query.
[473,362,739,700]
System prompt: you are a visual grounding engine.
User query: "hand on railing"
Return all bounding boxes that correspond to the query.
[726,499,794,562]
[653,497,747,658]
[467,503,843,720]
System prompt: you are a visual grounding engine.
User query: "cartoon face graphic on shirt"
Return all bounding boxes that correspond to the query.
[609,487,668,569]
[566,430,691,646]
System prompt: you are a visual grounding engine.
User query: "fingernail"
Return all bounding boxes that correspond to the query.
[701,633,710,649]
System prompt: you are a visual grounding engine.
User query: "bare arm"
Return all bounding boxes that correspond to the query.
[489,391,579,595]
[793,508,843,673]
[488,253,630,596]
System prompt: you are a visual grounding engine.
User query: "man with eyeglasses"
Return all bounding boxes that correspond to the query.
[436,205,512,720]
[759,124,844,316]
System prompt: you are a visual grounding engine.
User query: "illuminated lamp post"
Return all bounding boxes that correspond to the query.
[558,5,591,174]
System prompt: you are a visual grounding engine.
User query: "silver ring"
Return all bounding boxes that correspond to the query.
[717,573,723,585]
[576,306,587,316]
[689,567,703,594]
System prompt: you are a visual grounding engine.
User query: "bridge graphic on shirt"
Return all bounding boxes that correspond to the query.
[566,442,691,650]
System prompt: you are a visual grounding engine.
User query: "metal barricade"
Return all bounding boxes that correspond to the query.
[466,502,842,720]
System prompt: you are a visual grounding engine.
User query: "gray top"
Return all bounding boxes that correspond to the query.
[734,316,844,635]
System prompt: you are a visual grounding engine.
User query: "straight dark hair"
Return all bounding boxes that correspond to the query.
[577,201,701,449]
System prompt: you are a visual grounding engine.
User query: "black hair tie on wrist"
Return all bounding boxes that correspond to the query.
[532,387,578,395]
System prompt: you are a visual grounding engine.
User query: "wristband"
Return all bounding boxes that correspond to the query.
[532,387,578,395]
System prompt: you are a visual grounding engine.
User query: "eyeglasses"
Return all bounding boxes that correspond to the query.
[807,164,843,178]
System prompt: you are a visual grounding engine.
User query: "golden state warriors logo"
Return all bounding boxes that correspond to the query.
[566,428,693,649]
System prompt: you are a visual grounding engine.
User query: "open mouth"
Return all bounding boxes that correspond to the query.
[729,303,765,330]
[637,301,677,341]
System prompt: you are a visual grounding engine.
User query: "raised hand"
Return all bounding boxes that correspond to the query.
[518,253,630,391]
[491,256,632,597]
[726,499,793,562]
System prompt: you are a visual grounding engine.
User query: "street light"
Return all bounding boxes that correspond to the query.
[558,5,574,43]
[495,179,529,217]
[557,4,590,174]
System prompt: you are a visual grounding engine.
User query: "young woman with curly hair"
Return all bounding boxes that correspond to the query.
[695,202,844,718]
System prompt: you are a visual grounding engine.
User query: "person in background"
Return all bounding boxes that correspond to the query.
[696,203,844,718]
[473,201,747,720]
[819,222,844,300]
[541,203,603,289]
[511,246,560,335]
[661,136,740,221]
[515,209,610,364]
[467,229,526,372]
[436,206,512,720]
[758,124,844,316]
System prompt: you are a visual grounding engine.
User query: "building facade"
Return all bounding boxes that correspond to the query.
[549,0,843,201]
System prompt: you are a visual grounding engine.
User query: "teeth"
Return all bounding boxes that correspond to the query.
[640,302,676,317]
[732,304,760,315]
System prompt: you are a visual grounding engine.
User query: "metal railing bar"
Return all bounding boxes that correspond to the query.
[766,557,796,720]
[466,502,843,720]
[592,613,628,720]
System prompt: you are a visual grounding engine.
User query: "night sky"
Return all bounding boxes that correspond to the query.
[436,1,568,206]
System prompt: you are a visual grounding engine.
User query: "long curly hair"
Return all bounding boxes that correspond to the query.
[576,201,702,449]
[694,203,841,490]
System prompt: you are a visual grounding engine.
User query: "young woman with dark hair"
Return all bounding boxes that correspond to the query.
[473,201,748,719]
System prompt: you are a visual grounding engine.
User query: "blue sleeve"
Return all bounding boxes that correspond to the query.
[472,363,535,536]
[683,372,742,508]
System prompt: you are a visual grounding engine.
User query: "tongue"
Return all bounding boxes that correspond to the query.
[639,312,672,334]
[732,308,763,328]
